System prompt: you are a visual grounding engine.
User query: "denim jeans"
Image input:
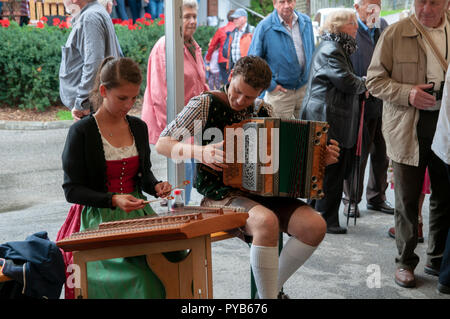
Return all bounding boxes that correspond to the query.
[114,0,128,20]
[145,0,164,20]
[219,62,229,85]
[184,159,197,204]
[128,0,142,23]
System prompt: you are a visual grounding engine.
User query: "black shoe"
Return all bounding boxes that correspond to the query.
[254,291,290,299]
[437,282,450,294]
[277,291,290,299]
[326,226,347,234]
[343,204,360,218]
[367,201,394,214]
[424,264,440,277]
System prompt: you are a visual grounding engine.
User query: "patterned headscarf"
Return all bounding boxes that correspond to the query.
[320,32,358,56]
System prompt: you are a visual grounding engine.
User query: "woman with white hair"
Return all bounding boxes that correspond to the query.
[142,0,208,205]
[300,10,367,234]
[98,0,113,14]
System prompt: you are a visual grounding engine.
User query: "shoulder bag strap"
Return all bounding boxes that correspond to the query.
[410,15,449,73]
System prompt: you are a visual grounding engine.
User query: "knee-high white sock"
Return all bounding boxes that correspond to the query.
[250,245,279,299]
[277,237,317,291]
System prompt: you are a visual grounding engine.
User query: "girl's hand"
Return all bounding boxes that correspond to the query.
[155,181,172,198]
[112,194,146,213]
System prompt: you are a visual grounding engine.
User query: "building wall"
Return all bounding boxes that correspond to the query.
[192,0,249,27]
[217,0,250,27]
[295,0,310,15]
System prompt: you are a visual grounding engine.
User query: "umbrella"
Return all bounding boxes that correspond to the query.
[347,98,366,226]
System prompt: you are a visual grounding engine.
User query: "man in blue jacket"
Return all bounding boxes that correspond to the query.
[248,0,315,119]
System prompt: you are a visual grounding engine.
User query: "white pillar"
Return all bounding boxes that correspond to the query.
[165,0,185,187]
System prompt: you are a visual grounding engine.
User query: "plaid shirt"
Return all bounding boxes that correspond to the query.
[231,25,246,64]
[160,86,274,200]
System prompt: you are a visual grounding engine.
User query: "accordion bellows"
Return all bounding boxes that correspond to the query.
[223,118,329,199]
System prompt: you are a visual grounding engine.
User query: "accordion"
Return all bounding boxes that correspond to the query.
[223,118,329,199]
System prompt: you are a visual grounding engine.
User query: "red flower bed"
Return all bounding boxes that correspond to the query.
[0,13,164,29]
[111,14,165,29]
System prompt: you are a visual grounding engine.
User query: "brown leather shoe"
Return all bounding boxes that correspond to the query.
[395,268,416,288]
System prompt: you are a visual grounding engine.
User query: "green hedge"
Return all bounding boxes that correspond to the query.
[0,20,216,111]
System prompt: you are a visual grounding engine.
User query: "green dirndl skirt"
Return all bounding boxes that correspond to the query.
[80,190,175,299]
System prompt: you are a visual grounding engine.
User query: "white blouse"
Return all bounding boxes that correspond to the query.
[101,136,138,161]
[94,116,138,161]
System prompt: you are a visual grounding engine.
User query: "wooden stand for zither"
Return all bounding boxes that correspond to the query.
[57,206,248,299]
[0,272,12,283]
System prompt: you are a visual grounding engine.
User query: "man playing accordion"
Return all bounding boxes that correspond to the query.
[156,56,340,299]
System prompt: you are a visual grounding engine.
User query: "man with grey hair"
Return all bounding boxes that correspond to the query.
[342,0,392,217]
[248,0,315,119]
[223,8,255,72]
[367,0,450,288]
[59,0,122,121]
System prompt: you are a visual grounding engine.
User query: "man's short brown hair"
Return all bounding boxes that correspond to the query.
[232,56,272,91]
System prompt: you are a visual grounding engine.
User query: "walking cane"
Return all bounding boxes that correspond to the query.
[346,98,365,226]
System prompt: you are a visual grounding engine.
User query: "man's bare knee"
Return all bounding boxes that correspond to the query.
[288,207,326,246]
[246,205,279,246]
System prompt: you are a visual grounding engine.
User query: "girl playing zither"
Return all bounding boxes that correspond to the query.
[58,57,172,298]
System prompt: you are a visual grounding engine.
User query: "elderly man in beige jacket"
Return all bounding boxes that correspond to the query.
[366,0,450,289]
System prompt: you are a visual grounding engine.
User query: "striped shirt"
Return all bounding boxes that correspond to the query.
[20,0,30,16]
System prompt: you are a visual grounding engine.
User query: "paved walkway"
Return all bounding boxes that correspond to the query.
[0,119,448,299]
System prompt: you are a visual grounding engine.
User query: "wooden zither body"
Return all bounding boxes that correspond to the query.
[56,206,248,299]
[57,206,248,252]
[223,118,329,199]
